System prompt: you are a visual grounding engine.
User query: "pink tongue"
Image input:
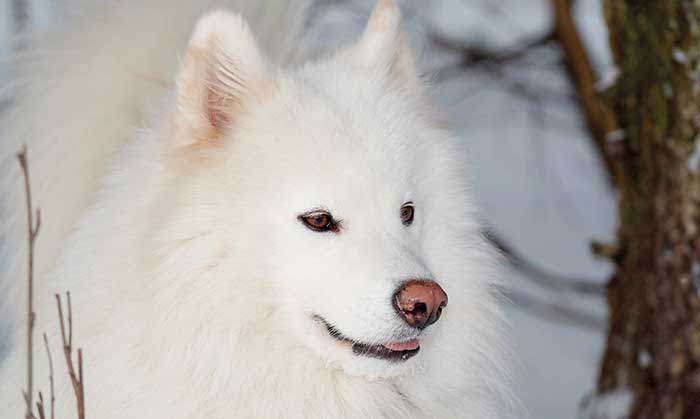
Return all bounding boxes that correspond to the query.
[383,339,420,352]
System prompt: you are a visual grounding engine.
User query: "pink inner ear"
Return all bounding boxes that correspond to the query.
[206,85,231,131]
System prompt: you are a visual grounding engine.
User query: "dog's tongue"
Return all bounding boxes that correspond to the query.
[382,339,420,352]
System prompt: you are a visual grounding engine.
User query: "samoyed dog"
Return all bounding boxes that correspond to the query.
[0,0,513,417]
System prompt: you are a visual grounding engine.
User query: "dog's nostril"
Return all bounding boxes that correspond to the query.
[393,279,448,329]
[413,302,427,316]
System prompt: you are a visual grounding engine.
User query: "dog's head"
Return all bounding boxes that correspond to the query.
[161,0,506,382]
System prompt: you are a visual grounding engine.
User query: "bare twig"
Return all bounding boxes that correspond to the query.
[484,229,606,297]
[550,0,620,185]
[432,30,556,69]
[56,292,85,419]
[34,392,45,419]
[18,145,41,419]
[430,30,579,130]
[507,289,605,331]
[17,145,86,419]
[32,340,52,419]
[42,334,54,419]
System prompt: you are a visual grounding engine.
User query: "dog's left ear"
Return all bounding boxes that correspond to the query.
[347,0,422,92]
[173,10,269,148]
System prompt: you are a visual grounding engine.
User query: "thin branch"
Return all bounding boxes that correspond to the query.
[485,229,606,297]
[478,60,575,105]
[431,30,556,68]
[431,28,559,81]
[34,393,45,419]
[431,31,577,108]
[550,0,621,186]
[22,392,34,419]
[17,145,41,419]
[78,349,84,410]
[67,293,72,350]
[42,334,54,419]
[56,292,85,419]
[506,288,605,331]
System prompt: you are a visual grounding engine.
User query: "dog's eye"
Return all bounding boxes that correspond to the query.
[299,211,338,233]
[400,203,414,226]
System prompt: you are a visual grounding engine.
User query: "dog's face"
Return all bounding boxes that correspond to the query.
[221,72,449,378]
[167,1,501,380]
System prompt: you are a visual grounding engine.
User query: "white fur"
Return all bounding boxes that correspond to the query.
[0,1,514,417]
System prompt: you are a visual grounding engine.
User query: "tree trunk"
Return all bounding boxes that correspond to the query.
[597,1,700,418]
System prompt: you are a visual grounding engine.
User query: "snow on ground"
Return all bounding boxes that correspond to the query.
[0,1,618,418]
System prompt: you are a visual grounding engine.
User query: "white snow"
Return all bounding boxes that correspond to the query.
[689,140,700,172]
[606,129,626,143]
[579,389,633,419]
[673,48,689,65]
[692,261,700,291]
[638,350,652,368]
[596,66,620,92]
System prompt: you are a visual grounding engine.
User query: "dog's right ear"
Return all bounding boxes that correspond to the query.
[173,10,268,148]
[342,0,422,93]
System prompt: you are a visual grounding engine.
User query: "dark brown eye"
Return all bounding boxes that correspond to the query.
[400,203,414,226]
[299,211,338,233]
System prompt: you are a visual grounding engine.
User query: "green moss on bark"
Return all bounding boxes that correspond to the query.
[598,1,700,418]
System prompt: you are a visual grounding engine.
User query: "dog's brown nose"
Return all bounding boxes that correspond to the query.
[393,280,448,329]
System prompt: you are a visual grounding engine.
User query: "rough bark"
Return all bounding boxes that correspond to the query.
[597,1,700,418]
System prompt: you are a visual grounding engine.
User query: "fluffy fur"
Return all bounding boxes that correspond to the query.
[0,1,514,417]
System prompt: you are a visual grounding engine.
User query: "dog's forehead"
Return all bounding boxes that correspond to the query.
[272,67,422,155]
[226,63,442,199]
[224,80,417,208]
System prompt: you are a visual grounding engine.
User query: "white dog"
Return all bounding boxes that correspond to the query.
[0,0,513,417]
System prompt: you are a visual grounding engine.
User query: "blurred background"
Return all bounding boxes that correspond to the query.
[3,1,698,419]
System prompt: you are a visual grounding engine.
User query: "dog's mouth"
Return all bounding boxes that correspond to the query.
[314,316,420,362]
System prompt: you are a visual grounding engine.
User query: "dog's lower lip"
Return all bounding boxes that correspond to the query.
[314,315,420,362]
[351,341,420,362]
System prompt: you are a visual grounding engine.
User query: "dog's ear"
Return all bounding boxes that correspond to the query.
[174,10,268,147]
[347,0,422,92]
